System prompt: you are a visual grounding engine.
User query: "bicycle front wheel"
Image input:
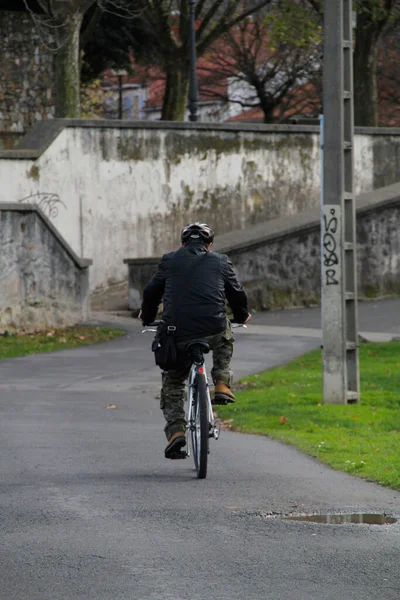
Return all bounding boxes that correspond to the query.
[190,373,209,479]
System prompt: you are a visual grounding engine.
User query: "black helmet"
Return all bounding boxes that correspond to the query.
[181,222,214,245]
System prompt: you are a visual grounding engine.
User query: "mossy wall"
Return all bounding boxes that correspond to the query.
[2,120,400,309]
[126,198,400,311]
[0,207,90,332]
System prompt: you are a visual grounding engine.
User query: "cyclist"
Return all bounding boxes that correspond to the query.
[139,222,251,459]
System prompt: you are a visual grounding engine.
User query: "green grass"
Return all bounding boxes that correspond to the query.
[218,342,400,490]
[0,326,125,359]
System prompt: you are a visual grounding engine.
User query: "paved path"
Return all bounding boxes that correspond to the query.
[0,299,399,599]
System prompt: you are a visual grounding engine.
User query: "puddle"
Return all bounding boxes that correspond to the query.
[284,513,397,525]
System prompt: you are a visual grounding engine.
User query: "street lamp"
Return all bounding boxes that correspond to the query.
[110,69,128,120]
[188,0,198,122]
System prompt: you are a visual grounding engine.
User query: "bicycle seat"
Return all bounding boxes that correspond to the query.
[186,341,210,356]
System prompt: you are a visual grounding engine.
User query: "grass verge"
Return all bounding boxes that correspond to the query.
[217,342,400,491]
[0,326,125,359]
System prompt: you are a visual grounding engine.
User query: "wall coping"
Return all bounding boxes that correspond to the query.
[0,203,92,269]
[123,182,400,263]
[123,257,160,266]
[214,182,400,254]
[2,118,400,160]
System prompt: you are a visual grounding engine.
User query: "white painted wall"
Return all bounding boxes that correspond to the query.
[0,124,386,301]
[143,100,230,122]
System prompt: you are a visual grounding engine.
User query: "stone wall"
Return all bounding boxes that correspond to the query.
[1,120,400,308]
[0,204,91,333]
[125,183,400,312]
[0,11,55,133]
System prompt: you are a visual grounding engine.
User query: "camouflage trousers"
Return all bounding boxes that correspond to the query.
[160,322,234,440]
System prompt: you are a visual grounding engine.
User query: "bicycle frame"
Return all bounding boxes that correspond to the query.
[186,360,219,458]
[142,321,247,463]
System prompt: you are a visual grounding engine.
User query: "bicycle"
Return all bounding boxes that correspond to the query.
[143,321,246,479]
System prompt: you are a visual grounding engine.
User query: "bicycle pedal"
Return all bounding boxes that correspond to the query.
[168,450,188,460]
[211,398,228,406]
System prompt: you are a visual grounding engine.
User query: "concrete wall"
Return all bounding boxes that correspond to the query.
[0,204,91,333]
[1,120,400,307]
[125,183,400,311]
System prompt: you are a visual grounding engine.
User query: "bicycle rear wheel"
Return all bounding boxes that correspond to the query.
[190,373,209,479]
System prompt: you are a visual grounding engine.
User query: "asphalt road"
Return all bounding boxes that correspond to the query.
[0,303,399,600]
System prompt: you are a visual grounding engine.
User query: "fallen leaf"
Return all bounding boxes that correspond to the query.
[106,404,118,409]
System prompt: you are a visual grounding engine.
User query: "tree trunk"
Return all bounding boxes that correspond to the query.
[353,14,380,127]
[161,61,190,121]
[54,12,84,118]
[262,105,276,123]
[257,89,276,123]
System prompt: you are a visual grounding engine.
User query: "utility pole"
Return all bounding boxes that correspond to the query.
[188,0,199,122]
[322,0,360,404]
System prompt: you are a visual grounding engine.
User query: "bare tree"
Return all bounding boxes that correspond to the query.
[376,29,400,125]
[308,0,400,126]
[199,8,321,123]
[23,0,138,117]
[130,0,272,121]
[353,0,400,126]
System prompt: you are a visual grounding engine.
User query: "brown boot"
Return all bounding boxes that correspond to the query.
[213,382,235,405]
[165,431,187,459]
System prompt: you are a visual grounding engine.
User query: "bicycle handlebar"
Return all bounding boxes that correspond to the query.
[142,319,247,330]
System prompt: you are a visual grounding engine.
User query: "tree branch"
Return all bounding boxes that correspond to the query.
[196,0,226,42]
[81,5,103,47]
[198,0,271,54]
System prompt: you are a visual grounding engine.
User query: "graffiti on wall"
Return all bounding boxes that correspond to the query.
[322,206,340,286]
[18,192,67,219]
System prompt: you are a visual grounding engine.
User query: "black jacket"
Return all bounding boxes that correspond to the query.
[141,243,248,340]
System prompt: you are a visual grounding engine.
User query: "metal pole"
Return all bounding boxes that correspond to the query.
[322,0,360,404]
[118,74,123,120]
[320,112,324,331]
[188,0,198,122]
